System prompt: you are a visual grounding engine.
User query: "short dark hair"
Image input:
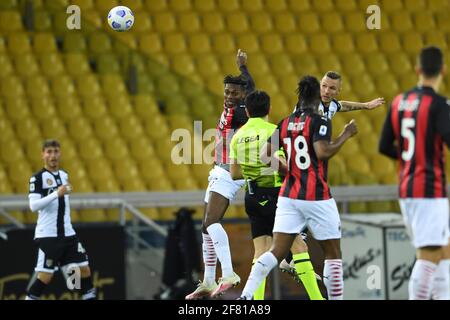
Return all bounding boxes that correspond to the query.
[245,90,270,118]
[42,139,60,151]
[419,46,443,78]
[223,74,247,87]
[324,71,342,81]
[296,76,321,111]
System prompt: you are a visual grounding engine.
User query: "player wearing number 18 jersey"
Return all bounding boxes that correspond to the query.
[379,46,450,300]
[239,76,357,300]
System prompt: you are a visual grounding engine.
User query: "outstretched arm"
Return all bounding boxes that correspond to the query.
[339,97,385,112]
[314,120,358,161]
[236,49,255,94]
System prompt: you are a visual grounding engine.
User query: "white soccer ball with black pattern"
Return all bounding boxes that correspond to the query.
[107,6,134,31]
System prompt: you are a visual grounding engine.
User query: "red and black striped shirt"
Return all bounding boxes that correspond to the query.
[273,110,332,201]
[379,86,450,198]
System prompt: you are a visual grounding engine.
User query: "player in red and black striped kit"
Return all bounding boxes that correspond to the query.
[239,76,357,300]
[379,46,450,300]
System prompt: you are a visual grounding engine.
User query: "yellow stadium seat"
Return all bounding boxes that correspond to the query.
[104,137,129,161]
[261,33,283,55]
[70,0,93,10]
[344,12,366,33]
[270,54,294,78]
[131,12,152,33]
[15,117,41,143]
[7,33,31,55]
[1,138,26,166]
[93,115,120,141]
[413,12,436,33]
[33,10,52,32]
[118,115,146,141]
[249,12,273,33]
[226,12,249,34]
[401,32,424,56]
[153,12,176,33]
[63,33,87,53]
[312,0,334,11]
[79,209,107,223]
[88,33,112,55]
[236,34,260,54]
[335,0,357,11]
[13,53,39,78]
[278,73,298,97]
[0,53,14,78]
[96,53,121,74]
[143,113,170,140]
[107,95,133,120]
[39,117,69,141]
[246,53,269,76]
[201,12,225,33]
[370,154,396,177]
[95,0,118,13]
[187,33,211,54]
[0,11,23,32]
[1,76,25,98]
[77,138,103,163]
[163,33,187,54]
[174,176,199,190]
[118,176,146,192]
[317,54,341,74]
[64,53,90,76]
[0,0,17,10]
[178,12,201,34]
[350,74,376,99]
[82,9,102,31]
[399,73,417,91]
[100,73,127,96]
[37,53,65,77]
[391,12,414,33]
[321,12,344,33]
[287,0,310,12]
[217,0,239,12]
[309,33,331,54]
[68,117,94,142]
[341,53,365,77]
[42,0,69,11]
[169,53,194,76]
[30,96,57,121]
[435,11,450,32]
[355,33,379,54]
[428,0,449,12]
[423,31,447,50]
[56,95,83,121]
[81,95,107,121]
[284,34,307,55]
[404,0,427,12]
[365,52,389,77]
[168,0,191,12]
[133,94,159,118]
[50,74,76,99]
[143,0,167,12]
[273,12,296,33]
[195,54,220,78]
[240,0,262,12]
[298,13,321,34]
[379,32,401,53]
[293,53,318,75]
[76,74,101,99]
[379,0,403,12]
[331,33,355,54]
[387,52,412,76]
[193,0,215,12]
[139,32,162,55]
[375,73,399,99]
[25,75,51,99]
[129,136,156,161]
[211,33,235,54]
[33,33,57,55]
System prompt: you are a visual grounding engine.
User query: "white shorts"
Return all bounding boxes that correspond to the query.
[399,198,449,248]
[273,197,341,240]
[204,165,245,203]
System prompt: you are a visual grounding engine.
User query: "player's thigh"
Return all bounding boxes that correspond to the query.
[273,197,306,235]
[304,198,341,241]
[34,237,63,274]
[60,236,90,270]
[399,198,449,249]
[204,166,244,205]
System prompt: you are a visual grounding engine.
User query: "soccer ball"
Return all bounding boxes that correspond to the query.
[107,6,134,31]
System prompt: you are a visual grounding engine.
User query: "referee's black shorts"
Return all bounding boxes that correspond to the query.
[245,187,280,239]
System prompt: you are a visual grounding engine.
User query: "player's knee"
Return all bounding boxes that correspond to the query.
[270,247,289,263]
[37,272,53,284]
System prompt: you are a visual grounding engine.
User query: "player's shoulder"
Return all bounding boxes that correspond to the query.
[30,168,46,182]
[59,169,69,176]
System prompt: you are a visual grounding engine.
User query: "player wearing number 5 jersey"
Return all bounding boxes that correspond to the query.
[239,76,357,300]
[379,46,450,300]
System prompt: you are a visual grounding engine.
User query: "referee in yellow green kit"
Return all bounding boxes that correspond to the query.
[229,90,323,300]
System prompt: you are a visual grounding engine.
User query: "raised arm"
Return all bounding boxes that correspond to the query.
[236,49,255,94]
[314,119,358,161]
[339,97,385,112]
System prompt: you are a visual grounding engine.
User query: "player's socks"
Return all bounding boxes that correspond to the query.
[202,233,217,285]
[252,259,266,300]
[207,223,234,278]
[241,252,277,299]
[293,253,324,300]
[432,259,450,300]
[409,259,436,300]
[81,276,97,300]
[26,278,47,300]
[324,259,344,300]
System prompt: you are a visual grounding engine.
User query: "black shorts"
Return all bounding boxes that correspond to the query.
[245,187,280,239]
[34,235,89,273]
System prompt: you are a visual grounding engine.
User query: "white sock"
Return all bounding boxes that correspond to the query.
[241,252,278,299]
[409,259,437,300]
[324,259,344,300]
[432,259,450,300]
[206,223,233,278]
[202,233,217,285]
